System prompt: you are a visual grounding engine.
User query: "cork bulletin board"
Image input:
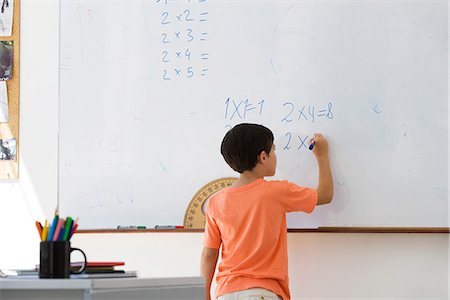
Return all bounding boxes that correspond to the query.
[0,0,19,180]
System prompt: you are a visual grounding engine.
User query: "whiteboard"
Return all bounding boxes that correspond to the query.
[59,0,448,229]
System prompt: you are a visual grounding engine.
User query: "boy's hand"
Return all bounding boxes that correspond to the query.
[310,133,329,159]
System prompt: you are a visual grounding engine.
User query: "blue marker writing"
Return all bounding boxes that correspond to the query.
[309,141,315,150]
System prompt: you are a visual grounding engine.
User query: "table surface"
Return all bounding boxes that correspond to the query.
[0,276,204,290]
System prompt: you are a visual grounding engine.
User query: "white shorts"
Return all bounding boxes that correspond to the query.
[217,288,282,300]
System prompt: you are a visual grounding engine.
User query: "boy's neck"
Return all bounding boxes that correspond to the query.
[233,170,264,187]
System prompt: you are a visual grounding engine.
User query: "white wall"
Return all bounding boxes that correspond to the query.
[0,0,60,269]
[0,1,447,299]
[72,232,448,300]
[447,2,450,295]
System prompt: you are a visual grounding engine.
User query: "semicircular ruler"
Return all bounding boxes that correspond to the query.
[184,177,238,229]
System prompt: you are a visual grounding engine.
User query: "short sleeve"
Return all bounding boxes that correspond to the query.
[284,182,318,213]
[203,204,222,249]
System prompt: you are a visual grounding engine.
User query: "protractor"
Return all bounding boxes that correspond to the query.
[183,177,238,228]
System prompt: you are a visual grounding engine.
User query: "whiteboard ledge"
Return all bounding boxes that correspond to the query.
[75,227,450,234]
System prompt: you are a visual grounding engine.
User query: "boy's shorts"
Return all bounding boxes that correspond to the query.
[217,288,282,300]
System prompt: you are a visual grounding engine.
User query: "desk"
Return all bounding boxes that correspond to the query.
[0,277,204,300]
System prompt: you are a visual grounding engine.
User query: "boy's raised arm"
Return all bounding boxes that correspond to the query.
[311,133,334,205]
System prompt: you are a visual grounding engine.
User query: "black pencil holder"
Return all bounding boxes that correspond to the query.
[39,241,87,278]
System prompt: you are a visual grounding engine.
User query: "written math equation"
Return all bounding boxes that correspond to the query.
[224,97,335,151]
[157,0,209,81]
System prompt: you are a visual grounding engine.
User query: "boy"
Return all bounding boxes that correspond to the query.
[200,123,333,300]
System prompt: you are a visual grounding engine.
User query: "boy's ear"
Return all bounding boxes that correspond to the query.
[258,151,267,163]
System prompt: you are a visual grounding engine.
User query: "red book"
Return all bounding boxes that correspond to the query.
[71,261,125,268]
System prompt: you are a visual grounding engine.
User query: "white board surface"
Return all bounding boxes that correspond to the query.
[59,0,448,229]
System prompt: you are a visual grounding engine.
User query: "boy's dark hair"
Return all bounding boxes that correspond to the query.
[221,123,274,173]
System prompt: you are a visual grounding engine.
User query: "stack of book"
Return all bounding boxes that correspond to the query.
[70,261,137,278]
[1,262,137,279]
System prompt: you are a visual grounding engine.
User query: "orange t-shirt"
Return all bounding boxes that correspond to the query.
[204,179,317,300]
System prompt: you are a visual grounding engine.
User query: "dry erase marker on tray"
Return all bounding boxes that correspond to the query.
[155,225,184,229]
[117,225,147,229]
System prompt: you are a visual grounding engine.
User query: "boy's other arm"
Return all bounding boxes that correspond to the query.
[200,246,219,300]
[312,133,334,205]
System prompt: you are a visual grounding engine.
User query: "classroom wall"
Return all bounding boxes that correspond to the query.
[447,1,450,293]
[72,232,448,300]
[0,0,60,269]
[0,1,447,299]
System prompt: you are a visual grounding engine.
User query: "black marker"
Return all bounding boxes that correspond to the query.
[117,225,146,230]
[155,225,184,229]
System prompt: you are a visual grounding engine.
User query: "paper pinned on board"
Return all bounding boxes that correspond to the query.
[0,138,16,160]
[0,81,7,122]
[0,0,13,37]
[0,40,13,80]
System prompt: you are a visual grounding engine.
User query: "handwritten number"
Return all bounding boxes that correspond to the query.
[162,51,170,63]
[162,70,170,80]
[284,132,292,150]
[185,48,191,60]
[187,67,194,78]
[162,33,169,44]
[258,100,264,115]
[327,102,334,119]
[161,12,170,25]
[224,98,230,119]
[281,102,294,123]
[187,29,194,42]
[308,106,315,122]
[184,10,194,21]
